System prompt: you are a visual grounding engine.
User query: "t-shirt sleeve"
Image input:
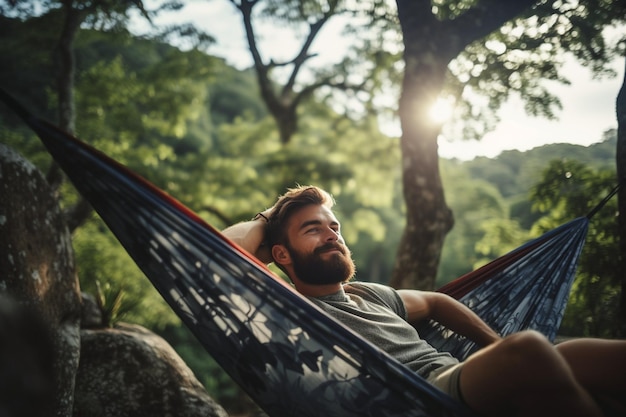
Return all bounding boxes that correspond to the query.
[346,282,408,321]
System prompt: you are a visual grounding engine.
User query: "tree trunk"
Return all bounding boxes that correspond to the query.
[616,54,626,336]
[391,65,454,290]
[390,0,539,290]
[56,5,82,135]
[47,4,83,192]
[53,4,96,231]
[390,2,454,290]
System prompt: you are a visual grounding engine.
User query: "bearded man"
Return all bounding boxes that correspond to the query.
[222,185,626,417]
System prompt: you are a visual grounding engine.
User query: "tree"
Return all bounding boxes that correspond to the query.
[226,0,389,145]
[218,0,626,290]
[390,0,626,289]
[0,0,204,230]
[0,15,224,327]
[616,53,626,334]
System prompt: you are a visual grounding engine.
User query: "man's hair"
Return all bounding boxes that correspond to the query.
[266,185,334,247]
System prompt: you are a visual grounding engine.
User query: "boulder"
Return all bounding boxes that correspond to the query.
[0,294,56,417]
[73,323,228,417]
[0,144,82,416]
[0,145,229,417]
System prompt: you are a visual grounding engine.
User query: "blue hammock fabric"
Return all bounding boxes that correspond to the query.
[419,217,588,360]
[0,89,590,417]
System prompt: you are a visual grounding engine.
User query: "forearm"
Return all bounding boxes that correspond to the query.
[222,215,272,264]
[430,295,501,347]
[401,290,500,348]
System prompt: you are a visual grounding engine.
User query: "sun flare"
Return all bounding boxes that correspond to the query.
[428,96,456,124]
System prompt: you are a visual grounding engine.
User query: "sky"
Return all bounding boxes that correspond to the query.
[131,1,624,161]
[440,59,623,160]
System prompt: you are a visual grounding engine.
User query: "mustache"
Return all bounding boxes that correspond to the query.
[314,242,347,256]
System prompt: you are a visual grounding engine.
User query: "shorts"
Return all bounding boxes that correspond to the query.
[425,362,464,402]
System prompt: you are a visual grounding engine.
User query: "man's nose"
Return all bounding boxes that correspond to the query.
[324,227,340,241]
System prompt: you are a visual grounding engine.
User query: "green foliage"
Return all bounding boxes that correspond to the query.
[73,28,217,158]
[0,119,50,173]
[438,160,523,285]
[461,132,616,199]
[473,218,530,267]
[207,67,266,126]
[0,13,59,122]
[94,280,133,327]
[529,159,620,337]
[73,218,179,329]
[444,0,625,141]
[260,0,340,25]
[530,159,614,222]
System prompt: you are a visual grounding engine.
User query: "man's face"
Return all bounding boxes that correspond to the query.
[282,204,355,285]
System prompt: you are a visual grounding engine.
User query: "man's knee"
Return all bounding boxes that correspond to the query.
[499,330,556,367]
[504,330,551,348]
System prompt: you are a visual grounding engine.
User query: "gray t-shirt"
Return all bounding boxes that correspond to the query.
[308,281,458,377]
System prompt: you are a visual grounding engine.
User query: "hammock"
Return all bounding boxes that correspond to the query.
[420,217,588,359]
[0,89,609,417]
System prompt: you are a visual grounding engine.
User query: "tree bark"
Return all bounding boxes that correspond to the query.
[52,3,96,231]
[615,54,626,336]
[56,3,83,135]
[47,3,85,193]
[391,30,453,289]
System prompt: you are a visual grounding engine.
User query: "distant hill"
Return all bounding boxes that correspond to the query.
[451,132,617,199]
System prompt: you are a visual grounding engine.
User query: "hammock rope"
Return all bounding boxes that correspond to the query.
[586,180,621,219]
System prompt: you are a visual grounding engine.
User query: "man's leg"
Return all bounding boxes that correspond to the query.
[556,338,626,414]
[458,330,603,417]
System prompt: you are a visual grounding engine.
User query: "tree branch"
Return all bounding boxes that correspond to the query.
[281,11,334,97]
[449,0,544,55]
[65,197,93,233]
[199,205,234,227]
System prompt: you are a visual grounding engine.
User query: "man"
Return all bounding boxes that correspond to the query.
[222,185,626,417]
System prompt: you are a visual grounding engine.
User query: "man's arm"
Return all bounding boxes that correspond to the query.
[222,210,273,264]
[398,290,501,348]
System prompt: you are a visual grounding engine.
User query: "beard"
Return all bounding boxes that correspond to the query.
[287,241,356,285]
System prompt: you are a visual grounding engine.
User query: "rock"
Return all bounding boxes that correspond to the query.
[80,292,103,329]
[0,144,82,416]
[0,144,229,417]
[0,294,56,417]
[73,323,228,417]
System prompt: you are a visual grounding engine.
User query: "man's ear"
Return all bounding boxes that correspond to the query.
[271,244,291,266]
